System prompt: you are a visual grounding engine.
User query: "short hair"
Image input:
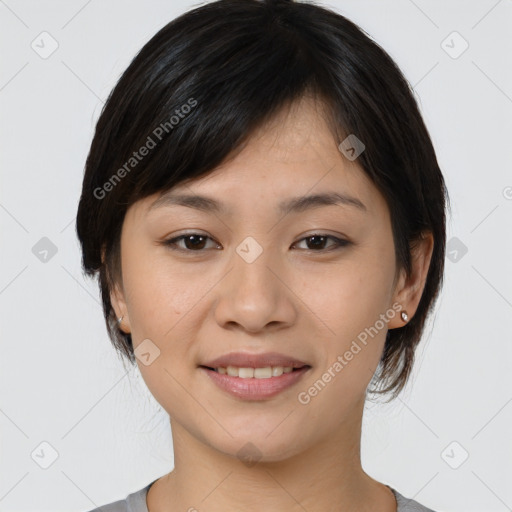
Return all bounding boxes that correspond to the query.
[76,0,450,401]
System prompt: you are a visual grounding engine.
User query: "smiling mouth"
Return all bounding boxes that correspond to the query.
[200,365,310,379]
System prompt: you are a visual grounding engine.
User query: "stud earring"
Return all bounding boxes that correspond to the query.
[117,316,124,326]
[400,310,408,322]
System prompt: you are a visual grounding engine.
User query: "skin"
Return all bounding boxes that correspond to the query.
[109,95,434,512]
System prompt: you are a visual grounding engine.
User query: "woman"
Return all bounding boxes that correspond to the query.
[76,0,449,510]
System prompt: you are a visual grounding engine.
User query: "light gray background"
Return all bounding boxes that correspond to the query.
[1,1,511,511]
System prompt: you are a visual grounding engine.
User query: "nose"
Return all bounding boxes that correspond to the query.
[213,240,297,334]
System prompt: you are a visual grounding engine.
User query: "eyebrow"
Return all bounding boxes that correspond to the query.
[148,191,367,216]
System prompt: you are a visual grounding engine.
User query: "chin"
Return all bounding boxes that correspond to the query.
[207,427,307,465]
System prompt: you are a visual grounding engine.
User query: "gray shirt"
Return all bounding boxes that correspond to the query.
[85,480,436,511]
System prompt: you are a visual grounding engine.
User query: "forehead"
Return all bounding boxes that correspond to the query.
[132,95,387,221]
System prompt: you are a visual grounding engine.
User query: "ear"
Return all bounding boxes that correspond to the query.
[101,245,131,334]
[110,282,131,334]
[388,231,434,329]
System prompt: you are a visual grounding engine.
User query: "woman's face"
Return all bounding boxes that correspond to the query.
[111,96,418,462]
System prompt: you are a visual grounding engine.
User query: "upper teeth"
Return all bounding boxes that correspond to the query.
[217,366,295,378]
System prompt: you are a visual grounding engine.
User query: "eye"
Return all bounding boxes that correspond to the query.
[292,234,350,252]
[162,233,221,252]
[161,232,350,253]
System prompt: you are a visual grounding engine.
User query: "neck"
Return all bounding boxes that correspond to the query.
[148,399,397,512]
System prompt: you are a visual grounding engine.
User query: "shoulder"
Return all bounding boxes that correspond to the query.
[84,497,128,512]
[389,486,437,512]
[83,480,155,512]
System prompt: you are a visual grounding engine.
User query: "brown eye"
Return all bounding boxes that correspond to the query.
[163,233,220,251]
[293,234,350,251]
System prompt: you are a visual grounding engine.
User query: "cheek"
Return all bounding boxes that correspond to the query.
[121,246,208,344]
[313,256,394,326]
[309,245,395,367]
[123,255,201,412]
[297,265,393,414]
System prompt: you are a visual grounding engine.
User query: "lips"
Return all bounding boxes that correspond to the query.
[201,351,309,370]
[199,351,312,400]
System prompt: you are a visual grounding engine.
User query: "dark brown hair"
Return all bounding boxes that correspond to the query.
[76,0,450,401]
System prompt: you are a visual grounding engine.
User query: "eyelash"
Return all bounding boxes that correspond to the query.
[161,232,351,253]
